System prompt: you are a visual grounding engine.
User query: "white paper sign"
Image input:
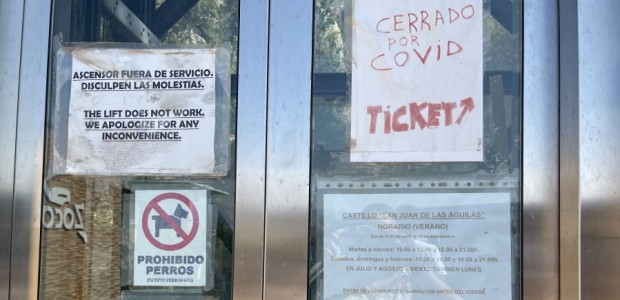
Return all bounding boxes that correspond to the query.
[134,189,208,287]
[67,48,217,174]
[323,192,512,299]
[351,0,483,162]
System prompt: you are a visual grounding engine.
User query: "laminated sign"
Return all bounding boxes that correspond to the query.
[322,192,512,299]
[67,48,219,174]
[134,190,208,287]
[351,0,483,162]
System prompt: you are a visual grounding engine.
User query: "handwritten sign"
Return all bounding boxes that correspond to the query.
[351,0,483,162]
[67,48,218,174]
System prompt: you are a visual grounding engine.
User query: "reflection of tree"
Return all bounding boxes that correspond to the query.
[157,0,240,73]
[151,0,240,141]
[313,1,520,73]
[483,11,520,71]
[311,3,523,176]
[315,0,346,72]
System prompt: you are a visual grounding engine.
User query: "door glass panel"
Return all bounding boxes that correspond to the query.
[310,0,522,299]
[40,1,238,299]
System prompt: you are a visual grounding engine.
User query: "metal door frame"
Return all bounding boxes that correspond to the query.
[3,0,560,299]
[3,0,272,299]
[0,0,27,298]
[262,0,561,299]
[523,1,560,299]
[2,0,52,299]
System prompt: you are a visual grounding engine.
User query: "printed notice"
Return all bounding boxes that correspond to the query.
[134,190,208,287]
[351,0,483,162]
[323,193,511,299]
[67,48,217,174]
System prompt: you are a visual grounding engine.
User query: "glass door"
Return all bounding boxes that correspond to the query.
[309,0,523,299]
[36,1,269,299]
[261,0,559,299]
[6,0,559,299]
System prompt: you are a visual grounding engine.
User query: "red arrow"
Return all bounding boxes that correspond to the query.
[455,97,475,125]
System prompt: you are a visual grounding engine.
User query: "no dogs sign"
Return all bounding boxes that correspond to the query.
[134,189,208,286]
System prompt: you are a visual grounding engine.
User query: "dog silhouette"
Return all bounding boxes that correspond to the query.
[151,204,189,237]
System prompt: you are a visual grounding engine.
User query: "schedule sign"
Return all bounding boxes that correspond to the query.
[134,190,208,287]
[322,192,512,299]
[351,0,483,162]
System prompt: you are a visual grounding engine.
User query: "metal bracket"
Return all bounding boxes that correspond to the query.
[316,176,519,191]
[152,0,201,37]
[101,0,161,46]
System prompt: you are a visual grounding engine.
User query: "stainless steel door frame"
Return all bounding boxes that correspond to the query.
[262,0,562,299]
[0,0,26,298]
[524,1,560,299]
[7,0,273,299]
[7,0,562,299]
[233,0,270,299]
[263,0,313,299]
[7,0,52,299]
[560,1,620,299]
[559,1,580,299]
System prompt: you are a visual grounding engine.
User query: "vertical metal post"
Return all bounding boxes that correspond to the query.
[559,0,581,299]
[264,0,313,298]
[523,0,560,299]
[10,0,52,298]
[234,0,270,299]
[0,0,26,298]
[576,1,620,299]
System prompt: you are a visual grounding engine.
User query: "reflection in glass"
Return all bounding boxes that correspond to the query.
[310,0,522,299]
[40,1,239,299]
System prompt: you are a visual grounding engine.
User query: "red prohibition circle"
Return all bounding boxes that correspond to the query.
[142,192,199,251]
